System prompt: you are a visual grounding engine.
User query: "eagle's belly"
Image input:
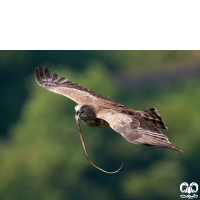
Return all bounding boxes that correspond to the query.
[82,118,110,128]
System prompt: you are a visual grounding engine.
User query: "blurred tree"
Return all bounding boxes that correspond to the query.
[0,51,200,200]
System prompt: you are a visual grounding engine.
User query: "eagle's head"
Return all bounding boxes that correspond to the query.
[75,104,96,119]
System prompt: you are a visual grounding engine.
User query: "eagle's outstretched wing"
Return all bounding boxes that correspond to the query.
[97,108,183,153]
[35,67,123,107]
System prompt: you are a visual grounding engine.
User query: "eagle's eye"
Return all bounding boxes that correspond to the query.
[82,106,87,110]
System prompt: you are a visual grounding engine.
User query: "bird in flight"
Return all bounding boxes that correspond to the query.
[35,67,183,173]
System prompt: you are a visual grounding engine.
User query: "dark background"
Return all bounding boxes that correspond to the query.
[1,50,200,200]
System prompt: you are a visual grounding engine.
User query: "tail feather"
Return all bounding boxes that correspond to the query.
[135,108,183,153]
[139,108,168,130]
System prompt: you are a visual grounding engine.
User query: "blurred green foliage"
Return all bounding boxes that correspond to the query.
[0,51,200,200]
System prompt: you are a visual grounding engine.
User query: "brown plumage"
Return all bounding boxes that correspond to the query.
[35,67,183,153]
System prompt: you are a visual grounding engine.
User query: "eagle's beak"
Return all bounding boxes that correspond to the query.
[76,110,82,115]
[75,110,83,119]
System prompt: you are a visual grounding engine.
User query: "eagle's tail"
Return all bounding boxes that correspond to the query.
[138,108,168,130]
[138,108,183,153]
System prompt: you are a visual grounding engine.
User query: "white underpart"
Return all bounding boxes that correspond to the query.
[50,87,98,104]
[100,109,132,126]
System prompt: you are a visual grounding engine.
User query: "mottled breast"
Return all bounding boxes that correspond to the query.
[82,118,110,128]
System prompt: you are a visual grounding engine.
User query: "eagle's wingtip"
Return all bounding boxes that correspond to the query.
[173,145,184,153]
[35,67,44,86]
[179,149,184,153]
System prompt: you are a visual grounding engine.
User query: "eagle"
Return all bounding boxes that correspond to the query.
[35,67,183,172]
